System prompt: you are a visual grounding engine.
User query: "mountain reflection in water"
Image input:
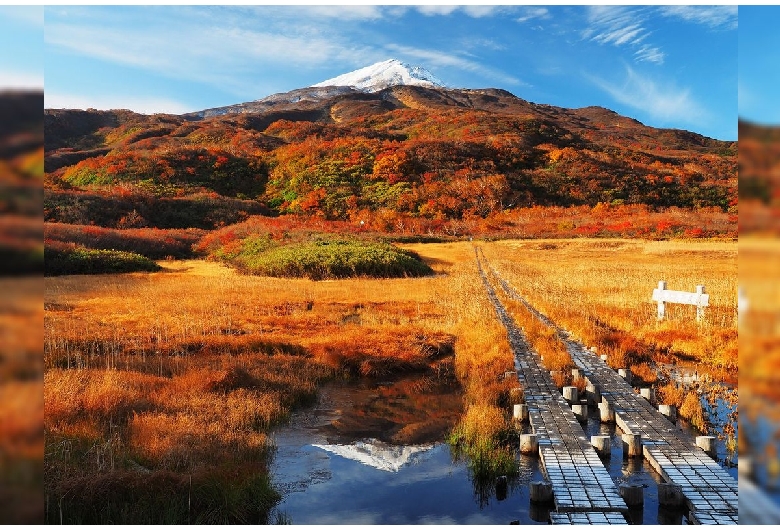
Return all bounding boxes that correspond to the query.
[313,439,437,473]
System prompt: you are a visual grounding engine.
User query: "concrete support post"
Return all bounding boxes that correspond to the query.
[562,386,578,404]
[519,434,539,455]
[513,403,529,423]
[620,484,644,506]
[618,368,632,385]
[640,387,655,403]
[530,481,553,503]
[658,404,677,423]
[572,403,588,422]
[657,483,685,507]
[622,433,642,458]
[599,398,615,423]
[591,435,611,457]
[696,435,717,458]
[739,457,754,480]
[586,381,601,406]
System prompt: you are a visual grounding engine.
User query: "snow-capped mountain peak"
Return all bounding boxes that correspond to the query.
[311,59,444,92]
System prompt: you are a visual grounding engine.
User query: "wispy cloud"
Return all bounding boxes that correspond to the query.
[45,19,374,96]
[385,44,527,88]
[582,6,664,65]
[244,5,386,21]
[516,7,550,24]
[588,66,707,126]
[45,91,192,114]
[415,5,504,19]
[635,44,664,65]
[660,6,738,30]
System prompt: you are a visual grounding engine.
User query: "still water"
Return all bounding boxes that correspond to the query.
[268,378,731,525]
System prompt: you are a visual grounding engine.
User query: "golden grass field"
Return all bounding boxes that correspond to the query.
[480,238,738,376]
[43,241,517,523]
[0,277,44,524]
[42,237,738,522]
[739,236,780,482]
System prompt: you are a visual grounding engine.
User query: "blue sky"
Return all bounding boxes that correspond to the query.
[2,5,743,140]
[0,6,43,89]
[738,6,780,126]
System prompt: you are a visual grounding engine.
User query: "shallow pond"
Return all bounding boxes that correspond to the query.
[267,376,731,525]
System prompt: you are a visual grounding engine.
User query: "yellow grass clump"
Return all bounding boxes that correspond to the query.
[679,391,707,432]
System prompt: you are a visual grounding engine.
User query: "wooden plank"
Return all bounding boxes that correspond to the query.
[652,288,709,306]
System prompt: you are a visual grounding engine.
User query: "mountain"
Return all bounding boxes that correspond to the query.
[311,59,444,92]
[186,59,443,119]
[43,61,737,234]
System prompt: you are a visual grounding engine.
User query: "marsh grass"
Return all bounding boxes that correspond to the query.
[481,239,737,376]
[679,391,707,432]
[44,243,520,522]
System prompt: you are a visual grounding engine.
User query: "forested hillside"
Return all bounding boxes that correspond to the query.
[45,85,736,241]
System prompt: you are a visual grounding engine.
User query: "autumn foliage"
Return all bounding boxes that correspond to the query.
[45,87,736,239]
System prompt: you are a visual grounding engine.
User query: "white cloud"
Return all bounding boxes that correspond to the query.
[634,44,664,65]
[44,91,192,115]
[44,21,374,96]
[246,5,387,21]
[415,5,459,17]
[415,5,503,18]
[385,44,527,88]
[660,6,738,30]
[583,6,664,65]
[588,66,707,126]
[462,6,503,19]
[516,7,549,24]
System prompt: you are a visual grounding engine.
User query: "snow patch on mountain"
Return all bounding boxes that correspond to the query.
[312,59,444,92]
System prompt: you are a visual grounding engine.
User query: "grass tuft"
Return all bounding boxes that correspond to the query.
[45,243,161,276]
[234,238,434,280]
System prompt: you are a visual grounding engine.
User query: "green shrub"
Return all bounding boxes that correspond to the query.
[45,245,162,276]
[235,239,433,280]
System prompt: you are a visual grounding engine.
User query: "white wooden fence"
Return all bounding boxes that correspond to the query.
[652,281,709,322]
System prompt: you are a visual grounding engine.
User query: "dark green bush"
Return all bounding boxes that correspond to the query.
[236,239,433,280]
[45,245,161,276]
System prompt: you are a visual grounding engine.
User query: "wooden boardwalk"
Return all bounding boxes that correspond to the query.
[485,257,739,524]
[476,252,630,524]
[739,478,780,524]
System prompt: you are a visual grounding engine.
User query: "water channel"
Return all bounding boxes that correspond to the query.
[267,374,734,524]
